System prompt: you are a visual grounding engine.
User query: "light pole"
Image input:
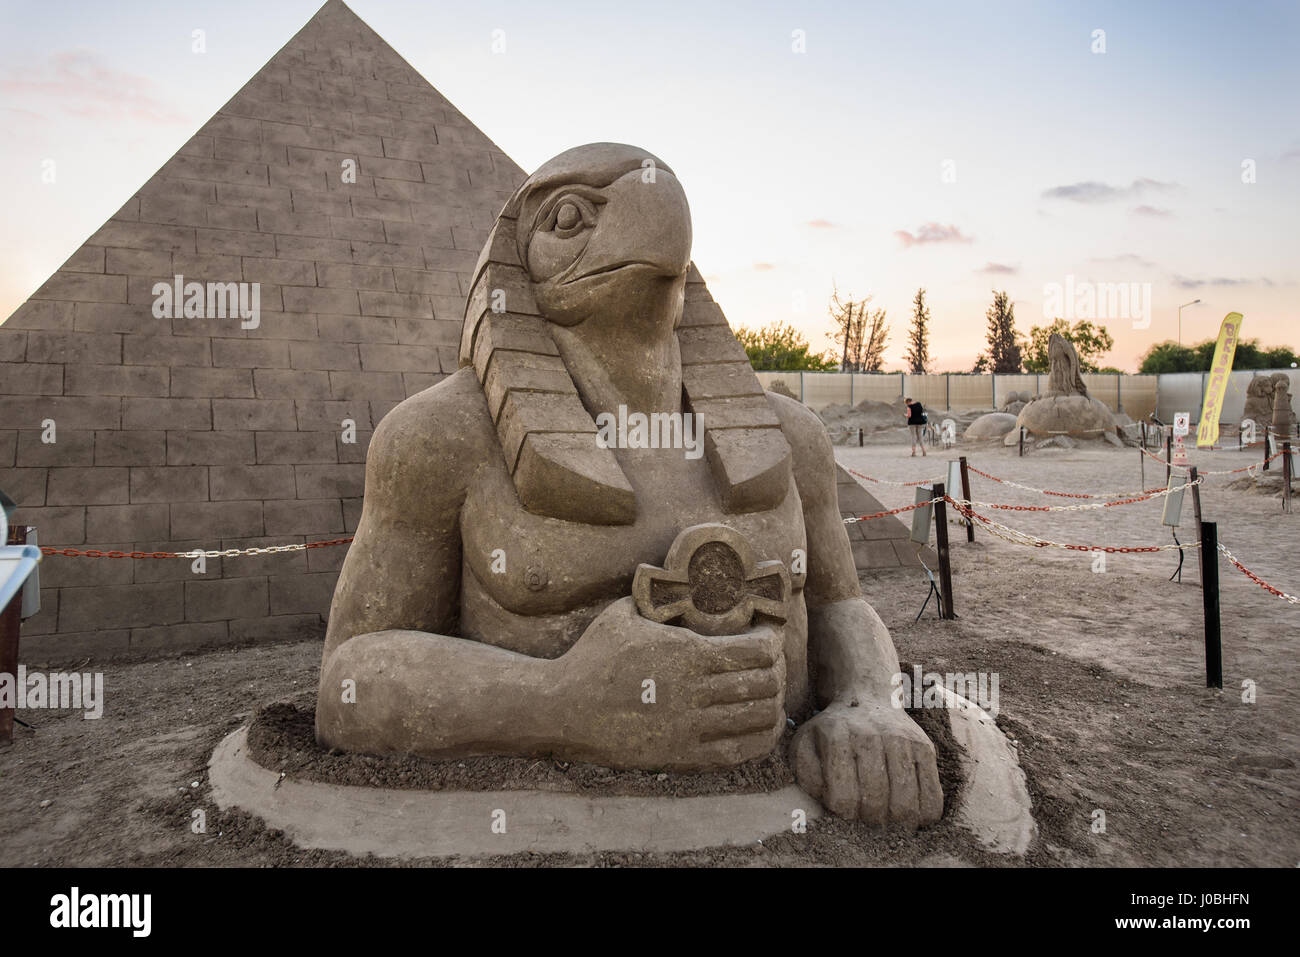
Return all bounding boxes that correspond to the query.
[1178,299,1201,348]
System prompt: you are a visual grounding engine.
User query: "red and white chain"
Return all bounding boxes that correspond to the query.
[1217,541,1300,605]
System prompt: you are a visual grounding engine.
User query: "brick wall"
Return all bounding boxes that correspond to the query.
[0,0,526,663]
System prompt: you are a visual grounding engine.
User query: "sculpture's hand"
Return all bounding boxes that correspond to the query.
[790,700,943,827]
[554,597,786,770]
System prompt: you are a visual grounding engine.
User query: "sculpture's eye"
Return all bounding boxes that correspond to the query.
[556,202,581,231]
[524,186,606,282]
[545,193,597,239]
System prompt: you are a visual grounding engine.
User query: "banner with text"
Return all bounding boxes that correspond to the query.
[1196,312,1244,448]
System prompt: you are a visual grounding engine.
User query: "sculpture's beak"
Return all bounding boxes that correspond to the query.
[565,167,692,284]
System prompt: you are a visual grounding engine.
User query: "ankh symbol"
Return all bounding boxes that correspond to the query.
[631,523,791,636]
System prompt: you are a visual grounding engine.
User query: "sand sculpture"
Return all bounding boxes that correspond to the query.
[965,412,1018,440]
[314,143,942,826]
[1272,378,1294,441]
[1010,333,1116,444]
[999,390,1029,416]
[1244,373,1297,437]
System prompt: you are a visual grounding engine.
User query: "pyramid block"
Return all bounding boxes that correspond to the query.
[836,465,938,572]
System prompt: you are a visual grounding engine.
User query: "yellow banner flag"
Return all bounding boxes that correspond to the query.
[1196,312,1244,447]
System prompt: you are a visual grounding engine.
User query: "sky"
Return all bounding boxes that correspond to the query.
[1,0,1297,372]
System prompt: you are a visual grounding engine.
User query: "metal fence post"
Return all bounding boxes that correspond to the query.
[1200,521,1222,689]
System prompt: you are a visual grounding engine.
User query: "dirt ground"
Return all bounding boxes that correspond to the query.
[1,430,1296,867]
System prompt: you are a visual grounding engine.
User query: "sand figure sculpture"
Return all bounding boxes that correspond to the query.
[1272,377,1294,441]
[314,143,942,826]
[1244,373,1297,437]
[1011,333,1116,443]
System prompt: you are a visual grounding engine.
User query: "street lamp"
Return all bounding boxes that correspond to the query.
[1178,299,1201,348]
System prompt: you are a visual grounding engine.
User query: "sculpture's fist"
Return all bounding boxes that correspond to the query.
[553,597,786,770]
[790,701,943,827]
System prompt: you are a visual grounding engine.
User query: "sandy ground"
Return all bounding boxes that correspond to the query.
[0,427,1295,867]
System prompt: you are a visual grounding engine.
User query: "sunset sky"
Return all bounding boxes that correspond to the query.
[1,0,1297,371]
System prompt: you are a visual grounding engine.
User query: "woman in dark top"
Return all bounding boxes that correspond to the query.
[905,397,926,456]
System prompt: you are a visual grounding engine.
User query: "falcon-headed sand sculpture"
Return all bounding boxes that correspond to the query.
[316,143,942,826]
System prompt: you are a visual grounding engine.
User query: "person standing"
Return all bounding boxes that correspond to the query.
[905,397,927,456]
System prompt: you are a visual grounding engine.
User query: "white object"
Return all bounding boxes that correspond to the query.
[0,508,42,612]
[1173,412,1190,437]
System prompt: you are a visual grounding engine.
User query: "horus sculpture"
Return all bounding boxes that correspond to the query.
[315,143,942,826]
[1013,332,1116,442]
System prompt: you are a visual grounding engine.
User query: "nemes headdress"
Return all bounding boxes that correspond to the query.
[459,143,790,525]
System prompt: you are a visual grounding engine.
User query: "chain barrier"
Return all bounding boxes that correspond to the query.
[41,538,355,559]
[845,466,942,488]
[943,496,1199,553]
[1138,446,1287,476]
[842,500,932,524]
[965,463,1192,501]
[1217,542,1300,605]
[946,481,1196,512]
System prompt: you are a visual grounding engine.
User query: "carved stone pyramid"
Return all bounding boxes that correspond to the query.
[0,0,525,661]
[0,0,890,663]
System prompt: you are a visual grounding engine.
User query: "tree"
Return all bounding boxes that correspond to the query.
[827,286,890,372]
[1139,337,1299,374]
[1136,341,1199,374]
[905,287,931,374]
[973,290,1022,373]
[734,321,835,371]
[1022,318,1114,373]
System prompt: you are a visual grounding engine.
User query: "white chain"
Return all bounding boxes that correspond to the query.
[185,544,314,558]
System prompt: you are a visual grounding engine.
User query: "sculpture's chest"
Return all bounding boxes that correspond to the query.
[458,449,807,624]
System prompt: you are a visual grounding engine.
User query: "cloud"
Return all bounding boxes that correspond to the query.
[753,262,776,271]
[805,219,836,228]
[1173,275,1275,289]
[894,222,973,247]
[0,49,187,124]
[978,262,1018,275]
[1041,178,1177,204]
[1131,205,1173,217]
[1,106,48,122]
[1090,253,1154,267]
[1281,148,1300,163]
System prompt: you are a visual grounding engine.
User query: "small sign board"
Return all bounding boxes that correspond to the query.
[909,485,933,544]
[1161,474,1187,527]
[1173,412,1190,437]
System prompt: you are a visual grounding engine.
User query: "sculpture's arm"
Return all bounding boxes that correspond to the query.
[768,392,901,707]
[321,371,483,661]
[769,392,942,825]
[317,371,569,753]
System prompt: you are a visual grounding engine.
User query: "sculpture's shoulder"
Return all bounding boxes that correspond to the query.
[765,390,836,506]
[365,367,498,504]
